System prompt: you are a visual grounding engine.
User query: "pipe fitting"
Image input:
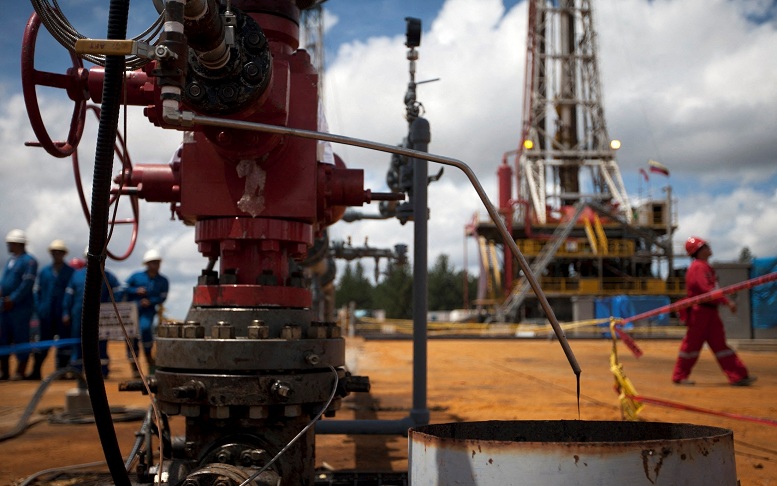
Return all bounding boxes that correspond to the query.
[271,380,292,400]
[211,320,235,339]
[183,321,205,338]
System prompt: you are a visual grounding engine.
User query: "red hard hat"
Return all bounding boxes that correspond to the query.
[685,236,707,257]
[69,257,86,270]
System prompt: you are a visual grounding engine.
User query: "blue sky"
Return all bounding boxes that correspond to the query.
[1,1,521,84]
[2,0,777,319]
[323,0,521,49]
[320,0,777,265]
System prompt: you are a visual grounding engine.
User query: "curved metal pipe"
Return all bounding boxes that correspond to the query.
[183,112,582,378]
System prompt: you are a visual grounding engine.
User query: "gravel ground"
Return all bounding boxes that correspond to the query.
[1,337,775,485]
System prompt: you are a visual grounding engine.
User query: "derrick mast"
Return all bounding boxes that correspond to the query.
[519,0,630,223]
[471,0,678,322]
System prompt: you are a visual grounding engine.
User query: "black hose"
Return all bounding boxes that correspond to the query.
[126,406,154,470]
[0,366,86,443]
[48,405,148,425]
[80,0,132,484]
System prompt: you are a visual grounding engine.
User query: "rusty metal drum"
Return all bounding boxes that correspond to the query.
[409,420,736,485]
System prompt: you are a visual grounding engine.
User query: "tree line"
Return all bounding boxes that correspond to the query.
[335,254,478,319]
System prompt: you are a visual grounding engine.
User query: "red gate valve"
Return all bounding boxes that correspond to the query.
[317,162,406,229]
[114,164,182,204]
[317,162,369,228]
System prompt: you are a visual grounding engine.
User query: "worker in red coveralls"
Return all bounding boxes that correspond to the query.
[672,236,756,386]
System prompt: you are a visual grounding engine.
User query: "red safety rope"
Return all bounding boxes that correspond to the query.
[614,271,777,357]
[608,320,777,426]
[631,394,777,427]
[622,271,777,326]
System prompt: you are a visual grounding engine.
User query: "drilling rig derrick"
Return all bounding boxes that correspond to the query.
[471,0,679,323]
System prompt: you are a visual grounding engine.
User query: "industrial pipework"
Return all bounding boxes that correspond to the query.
[23,1,385,484]
[20,1,579,484]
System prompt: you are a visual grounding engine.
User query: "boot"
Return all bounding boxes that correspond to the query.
[147,356,156,376]
[0,357,9,381]
[56,347,72,371]
[12,358,28,380]
[56,353,70,371]
[26,351,47,380]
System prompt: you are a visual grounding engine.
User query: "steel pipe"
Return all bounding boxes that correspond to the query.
[184,112,582,377]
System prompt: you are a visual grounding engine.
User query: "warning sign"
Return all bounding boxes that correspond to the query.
[99,302,139,341]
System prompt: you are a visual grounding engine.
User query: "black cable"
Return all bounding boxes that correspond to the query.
[0,367,86,443]
[239,366,340,486]
[47,406,148,425]
[126,406,154,470]
[18,460,108,486]
[80,0,132,484]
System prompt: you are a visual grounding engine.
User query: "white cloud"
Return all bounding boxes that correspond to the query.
[2,0,776,320]
[0,88,187,313]
[598,0,777,175]
[323,9,339,35]
[324,0,525,280]
[326,0,777,281]
[681,187,777,261]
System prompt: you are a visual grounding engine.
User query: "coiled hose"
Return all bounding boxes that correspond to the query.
[30,0,163,70]
[81,0,133,484]
[0,366,86,443]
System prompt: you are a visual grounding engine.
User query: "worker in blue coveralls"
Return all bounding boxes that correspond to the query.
[62,252,123,378]
[0,229,38,381]
[30,239,75,379]
[125,249,169,377]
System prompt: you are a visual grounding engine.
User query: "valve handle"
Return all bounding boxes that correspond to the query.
[21,12,89,158]
[72,105,140,261]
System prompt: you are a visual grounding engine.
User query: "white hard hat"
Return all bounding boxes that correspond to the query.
[142,249,162,264]
[5,229,27,244]
[48,239,69,253]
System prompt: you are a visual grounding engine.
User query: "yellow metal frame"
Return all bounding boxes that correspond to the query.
[508,276,685,297]
[515,238,634,257]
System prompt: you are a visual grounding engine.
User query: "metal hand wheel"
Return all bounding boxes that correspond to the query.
[72,105,140,261]
[21,12,89,158]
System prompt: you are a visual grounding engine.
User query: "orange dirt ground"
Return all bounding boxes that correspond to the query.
[0,337,775,485]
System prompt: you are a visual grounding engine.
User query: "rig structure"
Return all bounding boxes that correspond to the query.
[469,0,681,323]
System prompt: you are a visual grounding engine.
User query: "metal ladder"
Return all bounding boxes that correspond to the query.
[498,201,587,321]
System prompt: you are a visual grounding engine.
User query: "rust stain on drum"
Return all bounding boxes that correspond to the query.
[641,447,673,484]
[412,420,732,446]
[410,420,734,480]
